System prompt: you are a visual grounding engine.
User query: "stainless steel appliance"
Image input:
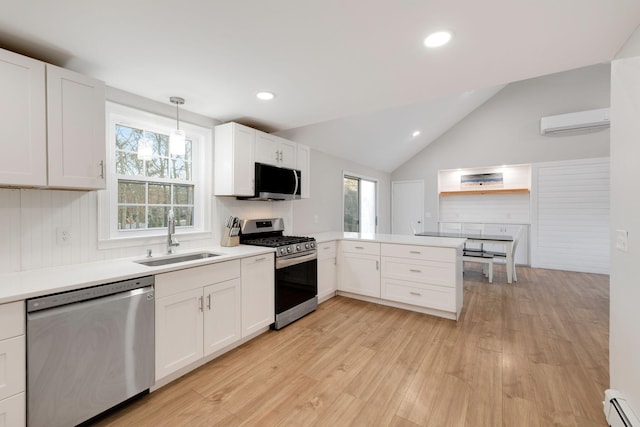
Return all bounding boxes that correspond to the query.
[26,276,155,427]
[240,218,317,329]
[239,162,302,201]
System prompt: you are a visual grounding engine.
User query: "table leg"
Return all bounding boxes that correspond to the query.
[506,241,514,284]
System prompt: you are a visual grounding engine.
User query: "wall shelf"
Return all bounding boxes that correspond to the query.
[439,188,530,196]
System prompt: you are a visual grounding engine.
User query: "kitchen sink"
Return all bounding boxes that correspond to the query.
[135,251,221,267]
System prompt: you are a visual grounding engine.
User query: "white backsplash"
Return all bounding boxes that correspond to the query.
[0,188,294,274]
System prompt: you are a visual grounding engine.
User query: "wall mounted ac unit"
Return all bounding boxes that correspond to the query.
[540,107,610,135]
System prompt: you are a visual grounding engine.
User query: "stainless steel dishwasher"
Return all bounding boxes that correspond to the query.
[26,276,155,427]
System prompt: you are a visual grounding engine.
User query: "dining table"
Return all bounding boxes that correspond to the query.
[416,231,516,283]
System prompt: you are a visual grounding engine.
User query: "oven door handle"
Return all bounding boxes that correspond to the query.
[276,251,317,269]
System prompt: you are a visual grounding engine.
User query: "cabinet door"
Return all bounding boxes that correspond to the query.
[0,49,47,187]
[277,137,297,169]
[296,143,310,198]
[241,254,275,337]
[204,278,241,356]
[46,64,106,189]
[0,392,25,427]
[339,253,380,298]
[317,256,337,301]
[255,131,280,166]
[214,122,255,196]
[155,288,204,380]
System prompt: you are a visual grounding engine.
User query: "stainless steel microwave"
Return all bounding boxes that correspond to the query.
[239,162,301,201]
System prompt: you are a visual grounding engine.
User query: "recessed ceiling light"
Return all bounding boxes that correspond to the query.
[424,31,452,48]
[412,130,421,137]
[256,91,276,100]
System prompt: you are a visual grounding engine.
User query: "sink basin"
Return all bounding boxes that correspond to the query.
[135,252,221,267]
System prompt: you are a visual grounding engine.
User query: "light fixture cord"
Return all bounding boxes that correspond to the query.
[176,102,180,131]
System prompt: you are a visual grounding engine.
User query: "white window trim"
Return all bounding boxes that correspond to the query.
[98,102,212,249]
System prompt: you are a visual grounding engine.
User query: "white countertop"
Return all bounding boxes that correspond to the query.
[310,231,466,248]
[0,232,466,305]
[0,244,274,304]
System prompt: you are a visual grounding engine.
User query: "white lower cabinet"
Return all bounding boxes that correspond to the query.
[155,260,241,380]
[317,241,337,302]
[381,244,462,318]
[0,301,26,427]
[204,278,241,355]
[241,254,275,337]
[339,241,381,298]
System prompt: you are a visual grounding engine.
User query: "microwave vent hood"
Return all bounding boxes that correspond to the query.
[238,162,302,201]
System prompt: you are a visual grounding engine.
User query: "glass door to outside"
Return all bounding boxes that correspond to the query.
[344,175,377,233]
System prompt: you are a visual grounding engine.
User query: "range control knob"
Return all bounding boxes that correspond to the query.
[296,244,301,251]
[305,243,310,249]
[279,248,286,255]
[287,247,292,253]
[310,242,316,249]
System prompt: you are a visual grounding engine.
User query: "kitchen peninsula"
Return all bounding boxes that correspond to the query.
[313,232,466,321]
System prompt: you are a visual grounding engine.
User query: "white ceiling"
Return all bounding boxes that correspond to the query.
[1,1,639,171]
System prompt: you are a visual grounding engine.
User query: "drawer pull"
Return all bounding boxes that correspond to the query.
[323,246,331,250]
[409,251,421,254]
[354,246,365,249]
[255,257,267,262]
[409,291,422,296]
[409,269,422,273]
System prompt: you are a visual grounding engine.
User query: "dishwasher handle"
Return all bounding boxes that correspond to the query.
[27,275,155,313]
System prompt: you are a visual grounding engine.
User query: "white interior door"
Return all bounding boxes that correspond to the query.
[392,180,424,235]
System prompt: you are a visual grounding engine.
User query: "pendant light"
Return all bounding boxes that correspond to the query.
[169,96,186,156]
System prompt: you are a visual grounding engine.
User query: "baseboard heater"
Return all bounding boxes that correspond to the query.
[604,389,640,426]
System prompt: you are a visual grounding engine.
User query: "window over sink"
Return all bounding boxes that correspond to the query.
[99,102,212,245]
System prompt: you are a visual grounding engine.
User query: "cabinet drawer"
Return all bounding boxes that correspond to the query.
[381,244,455,263]
[0,301,24,340]
[0,335,25,401]
[382,258,456,287]
[317,241,337,259]
[382,279,455,312]
[341,240,380,255]
[156,260,241,298]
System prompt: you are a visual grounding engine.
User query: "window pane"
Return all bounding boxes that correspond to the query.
[115,124,142,152]
[360,179,377,234]
[118,181,146,204]
[173,185,194,205]
[148,183,171,204]
[148,206,169,228]
[118,206,146,229]
[171,158,192,180]
[146,131,169,157]
[116,151,144,176]
[174,207,194,227]
[146,158,169,178]
[344,177,359,232]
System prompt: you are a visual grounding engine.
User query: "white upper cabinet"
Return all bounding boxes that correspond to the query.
[0,48,106,190]
[255,131,296,169]
[46,64,106,189]
[214,122,255,196]
[0,49,47,187]
[296,143,310,199]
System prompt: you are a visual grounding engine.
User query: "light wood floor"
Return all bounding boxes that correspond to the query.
[95,264,609,427]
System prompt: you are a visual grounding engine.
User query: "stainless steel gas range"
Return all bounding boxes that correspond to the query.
[239,218,317,330]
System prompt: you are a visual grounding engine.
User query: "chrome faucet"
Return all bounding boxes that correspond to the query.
[167,209,180,254]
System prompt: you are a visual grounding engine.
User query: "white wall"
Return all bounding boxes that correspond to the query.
[391,64,611,231]
[291,149,391,235]
[610,24,640,419]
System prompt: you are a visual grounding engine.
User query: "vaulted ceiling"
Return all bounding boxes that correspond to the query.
[1,1,638,171]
